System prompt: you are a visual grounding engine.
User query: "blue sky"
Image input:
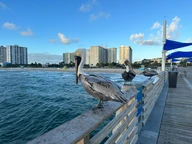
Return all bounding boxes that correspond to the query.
[0,0,192,64]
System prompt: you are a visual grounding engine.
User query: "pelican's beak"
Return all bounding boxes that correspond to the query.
[75,56,81,85]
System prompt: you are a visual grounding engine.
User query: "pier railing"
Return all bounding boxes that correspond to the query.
[141,72,166,126]
[28,71,167,144]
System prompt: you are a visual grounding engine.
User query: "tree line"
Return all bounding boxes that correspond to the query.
[1,60,191,68]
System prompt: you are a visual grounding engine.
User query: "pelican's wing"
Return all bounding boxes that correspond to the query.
[82,74,126,102]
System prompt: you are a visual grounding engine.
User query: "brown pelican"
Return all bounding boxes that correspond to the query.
[141,68,158,78]
[121,60,136,82]
[74,49,130,109]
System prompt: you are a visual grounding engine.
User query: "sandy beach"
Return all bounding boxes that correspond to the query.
[0,67,142,74]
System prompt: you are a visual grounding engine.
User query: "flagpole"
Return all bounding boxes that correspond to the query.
[162,19,167,71]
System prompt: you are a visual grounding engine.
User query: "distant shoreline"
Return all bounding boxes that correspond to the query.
[0,67,143,74]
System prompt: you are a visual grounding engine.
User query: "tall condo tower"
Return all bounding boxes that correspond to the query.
[119,45,132,64]
[63,53,74,64]
[108,48,117,63]
[6,45,28,64]
[90,46,108,66]
[0,46,6,63]
[85,49,90,66]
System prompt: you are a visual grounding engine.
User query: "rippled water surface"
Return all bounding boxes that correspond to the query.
[0,70,123,144]
[0,70,148,144]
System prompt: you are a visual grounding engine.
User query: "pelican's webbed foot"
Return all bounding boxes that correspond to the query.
[92,99,103,110]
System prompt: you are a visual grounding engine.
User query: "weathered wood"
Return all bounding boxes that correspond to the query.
[77,135,89,144]
[105,110,137,144]
[142,79,154,88]
[130,135,138,144]
[141,72,165,127]
[77,134,89,144]
[27,102,127,144]
[143,86,153,98]
[142,96,154,112]
[158,75,192,144]
[27,72,167,144]
[143,90,154,104]
[90,99,137,144]
[116,120,138,144]
[123,126,138,144]
[28,89,138,144]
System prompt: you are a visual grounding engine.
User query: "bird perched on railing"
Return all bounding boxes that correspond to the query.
[141,68,158,78]
[74,49,132,109]
[119,60,136,82]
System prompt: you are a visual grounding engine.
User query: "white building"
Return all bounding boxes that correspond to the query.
[85,49,90,66]
[119,45,132,64]
[90,46,108,66]
[6,45,28,64]
[108,48,117,63]
[63,53,74,64]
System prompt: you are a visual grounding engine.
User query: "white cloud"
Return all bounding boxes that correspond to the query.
[80,0,97,12]
[151,22,161,29]
[135,40,160,46]
[130,16,181,46]
[58,33,71,44]
[130,33,161,46]
[80,0,110,21]
[130,33,144,40]
[2,22,18,30]
[89,12,110,21]
[57,33,79,44]
[28,53,62,64]
[0,2,7,9]
[20,28,33,36]
[167,16,180,39]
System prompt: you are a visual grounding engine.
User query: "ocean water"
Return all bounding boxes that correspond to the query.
[0,70,148,144]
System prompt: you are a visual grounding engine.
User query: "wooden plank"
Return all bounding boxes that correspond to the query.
[143,96,154,112]
[104,110,137,144]
[130,135,138,144]
[27,92,137,144]
[77,135,89,144]
[143,90,154,105]
[90,100,137,144]
[142,100,155,126]
[142,79,154,87]
[143,86,153,98]
[158,75,192,144]
[124,129,138,144]
[115,122,138,144]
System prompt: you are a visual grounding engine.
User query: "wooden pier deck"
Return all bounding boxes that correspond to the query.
[157,68,192,144]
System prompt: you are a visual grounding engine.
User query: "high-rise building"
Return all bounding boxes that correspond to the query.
[63,53,68,64]
[6,45,28,64]
[63,53,74,64]
[119,45,132,64]
[85,49,90,66]
[90,46,108,66]
[69,53,74,64]
[108,48,117,63]
[0,46,6,63]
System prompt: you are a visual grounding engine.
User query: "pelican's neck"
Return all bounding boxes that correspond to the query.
[124,64,130,72]
[127,63,136,75]
[78,51,86,76]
